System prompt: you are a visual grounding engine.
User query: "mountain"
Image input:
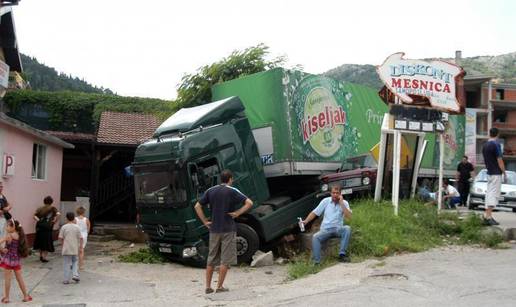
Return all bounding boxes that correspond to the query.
[324,52,516,89]
[20,54,113,94]
[451,52,516,84]
[324,64,383,89]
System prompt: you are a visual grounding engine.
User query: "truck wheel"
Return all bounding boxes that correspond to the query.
[236,223,259,264]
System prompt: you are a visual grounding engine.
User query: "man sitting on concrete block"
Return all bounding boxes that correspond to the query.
[301,184,352,264]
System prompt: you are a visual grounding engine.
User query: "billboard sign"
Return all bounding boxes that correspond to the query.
[377,53,465,113]
[290,75,354,160]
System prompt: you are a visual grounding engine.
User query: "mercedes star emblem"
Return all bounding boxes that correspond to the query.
[156,224,165,237]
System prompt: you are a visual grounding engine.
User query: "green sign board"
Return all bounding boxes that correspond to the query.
[420,115,465,169]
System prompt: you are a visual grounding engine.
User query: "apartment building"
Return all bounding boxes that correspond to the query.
[464,76,516,171]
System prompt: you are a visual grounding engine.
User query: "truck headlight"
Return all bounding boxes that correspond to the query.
[321,184,329,192]
[182,247,198,258]
[362,177,370,185]
[507,191,516,197]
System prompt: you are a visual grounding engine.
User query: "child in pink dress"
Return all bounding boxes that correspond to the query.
[0,220,31,303]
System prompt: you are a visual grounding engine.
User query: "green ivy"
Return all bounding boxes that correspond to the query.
[3,90,175,133]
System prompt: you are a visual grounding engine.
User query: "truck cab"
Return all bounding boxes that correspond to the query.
[133,97,271,265]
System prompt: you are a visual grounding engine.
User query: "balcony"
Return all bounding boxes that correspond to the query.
[493,122,516,136]
[0,1,20,6]
[504,146,516,160]
[492,99,516,110]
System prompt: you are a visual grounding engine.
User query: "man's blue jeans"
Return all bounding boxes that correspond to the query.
[312,225,351,264]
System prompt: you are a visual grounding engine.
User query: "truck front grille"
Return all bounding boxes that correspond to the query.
[141,223,184,242]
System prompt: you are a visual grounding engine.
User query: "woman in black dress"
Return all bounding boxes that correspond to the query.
[33,196,60,262]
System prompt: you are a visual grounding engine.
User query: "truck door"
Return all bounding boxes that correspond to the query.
[188,157,221,201]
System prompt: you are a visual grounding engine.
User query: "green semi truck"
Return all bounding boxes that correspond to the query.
[132,68,390,266]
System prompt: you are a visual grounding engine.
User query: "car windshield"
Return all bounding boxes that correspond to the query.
[475,169,516,185]
[340,154,377,171]
[133,162,188,207]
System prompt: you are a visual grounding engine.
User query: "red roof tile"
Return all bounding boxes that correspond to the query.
[97,112,162,145]
[47,130,95,142]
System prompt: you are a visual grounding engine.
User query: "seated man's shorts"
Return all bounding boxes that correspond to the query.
[207,232,237,266]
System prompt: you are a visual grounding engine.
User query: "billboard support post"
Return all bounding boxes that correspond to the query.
[410,137,427,198]
[392,130,401,216]
[374,116,389,203]
[391,97,401,215]
[438,132,444,212]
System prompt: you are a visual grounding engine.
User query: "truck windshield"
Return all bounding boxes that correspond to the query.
[340,154,377,171]
[133,163,188,207]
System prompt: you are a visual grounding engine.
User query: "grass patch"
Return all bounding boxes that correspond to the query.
[118,248,166,264]
[287,199,503,280]
[287,253,335,280]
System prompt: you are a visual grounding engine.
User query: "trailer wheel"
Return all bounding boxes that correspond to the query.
[236,223,259,264]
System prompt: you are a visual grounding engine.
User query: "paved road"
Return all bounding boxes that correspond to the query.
[3,209,516,306]
[246,246,516,307]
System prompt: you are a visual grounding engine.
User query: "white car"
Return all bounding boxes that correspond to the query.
[468,169,516,212]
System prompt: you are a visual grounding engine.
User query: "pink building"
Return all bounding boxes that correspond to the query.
[0,112,73,243]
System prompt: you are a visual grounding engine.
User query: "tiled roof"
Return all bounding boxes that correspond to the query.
[46,131,95,142]
[96,111,162,145]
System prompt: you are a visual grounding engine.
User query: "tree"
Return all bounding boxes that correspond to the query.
[174,44,286,110]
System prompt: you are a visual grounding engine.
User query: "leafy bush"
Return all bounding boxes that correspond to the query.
[3,90,175,133]
[118,248,166,264]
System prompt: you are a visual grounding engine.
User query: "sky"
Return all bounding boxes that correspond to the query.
[10,0,516,100]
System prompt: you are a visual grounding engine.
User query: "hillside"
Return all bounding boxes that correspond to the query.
[324,52,516,89]
[20,54,113,94]
[450,52,516,83]
[324,64,383,89]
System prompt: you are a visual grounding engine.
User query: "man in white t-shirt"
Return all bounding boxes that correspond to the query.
[443,180,461,209]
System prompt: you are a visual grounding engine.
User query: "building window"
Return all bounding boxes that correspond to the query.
[495,89,505,100]
[476,113,488,136]
[32,143,47,179]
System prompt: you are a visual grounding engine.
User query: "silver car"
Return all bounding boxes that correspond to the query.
[468,169,516,212]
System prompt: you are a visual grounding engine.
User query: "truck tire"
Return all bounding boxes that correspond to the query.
[236,223,259,264]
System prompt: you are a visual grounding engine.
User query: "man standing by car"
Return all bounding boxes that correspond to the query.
[482,128,506,225]
[456,155,475,207]
[194,170,253,294]
[301,184,352,264]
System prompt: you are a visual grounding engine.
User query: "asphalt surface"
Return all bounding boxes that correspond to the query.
[2,208,515,306]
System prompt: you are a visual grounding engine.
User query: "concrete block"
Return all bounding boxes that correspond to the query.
[503,228,516,241]
[481,226,503,238]
[274,257,287,265]
[299,232,340,259]
[251,251,274,267]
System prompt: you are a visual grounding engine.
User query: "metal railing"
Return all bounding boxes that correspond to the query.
[94,173,133,217]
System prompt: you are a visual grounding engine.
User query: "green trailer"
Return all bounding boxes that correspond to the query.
[212,68,388,177]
